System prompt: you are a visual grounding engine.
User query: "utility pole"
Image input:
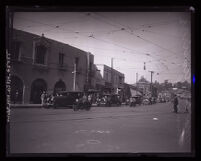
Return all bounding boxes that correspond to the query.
[149,71,154,96]
[72,62,77,91]
[136,73,138,83]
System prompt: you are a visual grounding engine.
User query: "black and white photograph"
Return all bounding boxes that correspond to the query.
[6,7,194,155]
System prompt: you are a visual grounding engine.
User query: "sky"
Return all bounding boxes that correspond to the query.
[13,11,191,84]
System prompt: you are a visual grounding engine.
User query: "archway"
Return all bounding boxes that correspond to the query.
[30,79,47,104]
[11,75,23,104]
[54,80,66,95]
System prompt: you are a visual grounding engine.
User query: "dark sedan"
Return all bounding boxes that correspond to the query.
[53,91,83,108]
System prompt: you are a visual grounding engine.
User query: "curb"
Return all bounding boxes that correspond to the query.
[10,104,42,108]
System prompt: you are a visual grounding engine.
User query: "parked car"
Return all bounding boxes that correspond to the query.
[130,95,142,107]
[73,94,92,111]
[142,98,150,105]
[96,94,110,107]
[107,94,122,106]
[52,91,83,108]
[97,94,122,107]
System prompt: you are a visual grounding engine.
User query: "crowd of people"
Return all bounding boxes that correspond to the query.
[40,91,55,106]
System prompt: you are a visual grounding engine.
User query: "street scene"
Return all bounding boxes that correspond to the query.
[10,100,191,153]
[6,10,192,154]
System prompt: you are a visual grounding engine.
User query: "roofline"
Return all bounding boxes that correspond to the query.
[13,28,91,55]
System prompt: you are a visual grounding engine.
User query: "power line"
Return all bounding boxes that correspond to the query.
[89,13,181,61]
[15,15,185,78]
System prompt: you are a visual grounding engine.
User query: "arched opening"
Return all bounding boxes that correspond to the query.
[30,79,47,104]
[54,80,66,95]
[11,75,23,104]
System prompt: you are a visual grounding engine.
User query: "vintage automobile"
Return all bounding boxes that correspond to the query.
[107,94,122,106]
[52,91,91,110]
[96,94,110,107]
[129,95,142,107]
[142,98,150,105]
[96,94,121,107]
[73,94,92,111]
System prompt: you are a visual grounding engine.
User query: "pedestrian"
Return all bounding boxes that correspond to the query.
[41,91,46,106]
[172,94,179,113]
[88,94,92,103]
[82,93,87,103]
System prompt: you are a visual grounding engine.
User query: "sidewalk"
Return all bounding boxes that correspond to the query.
[10,104,42,108]
[10,103,98,108]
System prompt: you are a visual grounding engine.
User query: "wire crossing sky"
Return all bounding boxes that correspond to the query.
[13,11,191,84]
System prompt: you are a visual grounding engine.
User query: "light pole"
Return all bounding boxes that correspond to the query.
[149,71,154,96]
[72,62,77,91]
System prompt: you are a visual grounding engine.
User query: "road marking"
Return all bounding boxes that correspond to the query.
[90,130,111,134]
[86,140,101,144]
[153,118,158,120]
[75,130,88,133]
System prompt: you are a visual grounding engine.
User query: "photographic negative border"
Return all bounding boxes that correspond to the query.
[5,4,196,158]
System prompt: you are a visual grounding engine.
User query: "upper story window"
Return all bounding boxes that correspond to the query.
[11,40,21,61]
[59,53,64,67]
[35,44,47,65]
[75,57,79,69]
[33,34,50,66]
[105,72,109,82]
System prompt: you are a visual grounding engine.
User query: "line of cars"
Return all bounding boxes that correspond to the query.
[44,91,92,111]
[44,90,165,110]
[44,91,123,110]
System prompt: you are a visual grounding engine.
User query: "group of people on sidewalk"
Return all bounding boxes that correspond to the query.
[40,91,55,106]
[171,94,190,113]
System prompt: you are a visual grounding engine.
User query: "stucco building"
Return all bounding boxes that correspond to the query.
[95,64,125,94]
[10,29,95,104]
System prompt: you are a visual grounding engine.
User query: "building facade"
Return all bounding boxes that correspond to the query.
[95,64,125,94]
[10,29,95,104]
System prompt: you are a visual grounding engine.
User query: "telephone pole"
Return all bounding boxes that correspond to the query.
[149,71,154,96]
[72,62,77,91]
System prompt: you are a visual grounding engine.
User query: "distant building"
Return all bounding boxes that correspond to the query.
[95,64,125,94]
[10,29,95,104]
[134,76,150,95]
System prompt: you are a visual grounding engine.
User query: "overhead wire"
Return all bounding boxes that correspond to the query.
[15,14,187,82]
[88,13,182,69]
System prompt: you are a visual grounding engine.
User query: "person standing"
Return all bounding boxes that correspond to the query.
[173,94,179,113]
[41,91,45,106]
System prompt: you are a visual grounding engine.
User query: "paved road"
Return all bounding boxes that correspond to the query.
[9,101,191,154]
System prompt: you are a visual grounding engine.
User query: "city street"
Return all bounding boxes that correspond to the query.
[9,100,191,154]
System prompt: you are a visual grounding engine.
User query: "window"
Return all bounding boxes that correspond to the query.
[106,72,108,81]
[75,57,79,68]
[35,45,47,65]
[11,41,21,60]
[59,53,64,67]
